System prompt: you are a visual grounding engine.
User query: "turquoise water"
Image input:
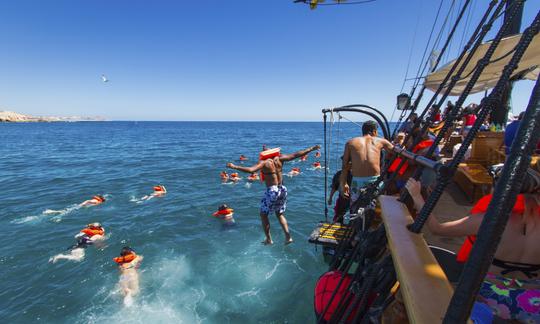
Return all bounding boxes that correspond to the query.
[0,121,364,323]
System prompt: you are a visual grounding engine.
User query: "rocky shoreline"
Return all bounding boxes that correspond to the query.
[0,111,105,122]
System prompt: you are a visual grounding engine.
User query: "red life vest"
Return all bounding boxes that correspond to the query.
[388,139,434,176]
[464,114,476,126]
[259,148,281,181]
[113,252,136,264]
[456,194,530,262]
[213,208,234,217]
[81,227,104,237]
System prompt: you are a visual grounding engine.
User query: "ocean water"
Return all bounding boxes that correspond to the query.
[0,121,365,323]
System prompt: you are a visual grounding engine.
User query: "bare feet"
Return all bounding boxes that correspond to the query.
[261,239,274,245]
[285,237,293,245]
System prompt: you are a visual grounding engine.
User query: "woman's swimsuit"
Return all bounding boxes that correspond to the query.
[478,272,540,322]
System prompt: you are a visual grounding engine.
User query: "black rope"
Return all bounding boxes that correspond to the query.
[324,113,328,222]
[444,54,540,324]
[410,0,538,234]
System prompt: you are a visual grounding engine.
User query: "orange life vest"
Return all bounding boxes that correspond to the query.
[455,194,535,262]
[388,139,434,176]
[153,185,164,192]
[81,227,104,237]
[213,208,234,217]
[113,252,136,264]
[259,148,281,181]
[92,195,104,203]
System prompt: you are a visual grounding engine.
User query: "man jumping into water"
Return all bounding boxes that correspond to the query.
[341,121,393,205]
[227,145,320,245]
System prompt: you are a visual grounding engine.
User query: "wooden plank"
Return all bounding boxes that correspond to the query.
[378,195,454,324]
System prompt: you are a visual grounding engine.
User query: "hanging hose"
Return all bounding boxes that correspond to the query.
[324,113,328,222]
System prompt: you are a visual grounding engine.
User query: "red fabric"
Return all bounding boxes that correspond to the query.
[314,271,356,322]
[434,113,442,122]
[464,114,476,126]
[389,140,434,176]
[81,228,104,237]
[456,194,527,262]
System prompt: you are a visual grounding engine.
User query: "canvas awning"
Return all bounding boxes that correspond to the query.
[424,33,540,95]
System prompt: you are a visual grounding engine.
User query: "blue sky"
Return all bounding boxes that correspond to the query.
[0,0,537,121]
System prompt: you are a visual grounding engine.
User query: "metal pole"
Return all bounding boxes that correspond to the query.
[444,74,540,324]
[324,112,328,222]
[492,0,525,126]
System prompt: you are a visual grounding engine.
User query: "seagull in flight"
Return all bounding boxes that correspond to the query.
[101,74,109,83]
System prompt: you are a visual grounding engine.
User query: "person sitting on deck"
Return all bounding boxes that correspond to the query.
[405,161,540,323]
[227,145,320,245]
[505,112,525,154]
[431,104,442,123]
[341,120,394,206]
[460,105,477,137]
[79,195,105,207]
[386,125,435,194]
[399,113,418,135]
[328,157,352,223]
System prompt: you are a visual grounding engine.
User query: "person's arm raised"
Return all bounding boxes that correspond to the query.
[227,161,264,174]
[280,145,320,162]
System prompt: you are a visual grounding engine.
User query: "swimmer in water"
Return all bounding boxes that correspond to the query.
[79,195,105,207]
[229,173,241,182]
[239,155,248,161]
[141,185,167,201]
[313,161,322,169]
[315,151,321,158]
[247,173,259,182]
[300,155,308,162]
[114,246,143,307]
[212,204,236,226]
[220,171,229,182]
[288,167,301,177]
[49,223,106,263]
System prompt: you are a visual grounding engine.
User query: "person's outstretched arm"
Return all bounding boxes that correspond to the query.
[227,161,264,174]
[405,179,481,236]
[280,145,320,162]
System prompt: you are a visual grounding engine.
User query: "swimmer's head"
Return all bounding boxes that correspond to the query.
[94,195,105,202]
[120,246,135,256]
[218,204,229,211]
[88,222,102,228]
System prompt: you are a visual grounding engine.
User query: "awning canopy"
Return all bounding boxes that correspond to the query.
[424,33,540,96]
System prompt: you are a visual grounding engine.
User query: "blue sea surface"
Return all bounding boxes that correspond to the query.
[0,121,369,323]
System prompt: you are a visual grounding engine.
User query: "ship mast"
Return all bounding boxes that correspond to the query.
[493,0,525,127]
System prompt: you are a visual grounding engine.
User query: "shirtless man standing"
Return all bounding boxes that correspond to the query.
[341,120,393,204]
[227,145,320,245]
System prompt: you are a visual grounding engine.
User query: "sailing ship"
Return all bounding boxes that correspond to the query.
[296,0,540,322]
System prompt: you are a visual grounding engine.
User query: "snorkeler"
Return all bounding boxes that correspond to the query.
[229,173,241,182]
[315,151,321,158]
[79,195,106,207]
[239,155,248,161]
[220,171,229,182]
[114,246,143,307]
[312,161,322,169]
[288,167,301,177]
[49,223,106,263]
[212,204,236,226]
[248,173,259,182]
[140,185,167,201]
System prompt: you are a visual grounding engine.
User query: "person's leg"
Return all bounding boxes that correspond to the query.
[260,212,273,245]
[275,212,292,244]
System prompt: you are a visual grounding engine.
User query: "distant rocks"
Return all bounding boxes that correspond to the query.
[0,110,106,122]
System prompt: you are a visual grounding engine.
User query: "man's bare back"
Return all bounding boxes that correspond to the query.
[261,157,283,187]
[344,136,392,177]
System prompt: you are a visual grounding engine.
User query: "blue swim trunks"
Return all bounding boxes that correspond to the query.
[260,185,288,215]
